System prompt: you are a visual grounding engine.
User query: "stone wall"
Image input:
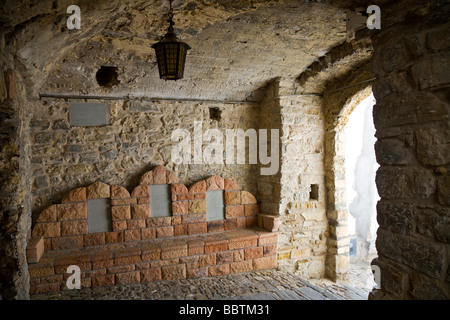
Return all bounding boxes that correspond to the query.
[0,58,32,298]
[257,78,328,279]
[29,99,260,220]
[369,0,450,299]
[322,63,374,281]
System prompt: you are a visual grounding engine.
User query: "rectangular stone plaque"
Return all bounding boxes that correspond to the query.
[206,190,225,221]
[70,102,109,126]
[150,185,172,217]
[87,198,112,233]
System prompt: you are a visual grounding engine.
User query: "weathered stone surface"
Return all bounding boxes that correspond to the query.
[205,176,224,191]
[87,182,110,199]
[36,205,57,222]
[32,222,61,238]
[377,202,415,235]
[437,176,450,206]
[376,167,436,199]
[56,203,87,221]
[188,200,206,214]
[241,191,257,204]
[416,128,450,166]
[375,138,413,165]
[189,181,206,194]
[111,185,131,199]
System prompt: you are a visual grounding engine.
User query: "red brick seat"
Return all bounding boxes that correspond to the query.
[28,166,280,294]
[29,227,278,294]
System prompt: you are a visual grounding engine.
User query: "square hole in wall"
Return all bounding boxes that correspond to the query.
[309,184,319,201]
[206,190,225,221]
[87,198,112,234]
[149,185,172,217]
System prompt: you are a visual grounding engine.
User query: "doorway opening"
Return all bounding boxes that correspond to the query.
[343,92,379,291]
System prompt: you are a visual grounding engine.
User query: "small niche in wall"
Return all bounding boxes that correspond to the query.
[87,198,112,233]
[309,184,319,201]
[69,102,109,127]
[149,185,172,217]
[209,107,221,121]
[206,190,225,221]
[96,66,119,88]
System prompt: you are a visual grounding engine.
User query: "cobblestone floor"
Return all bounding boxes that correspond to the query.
[31,269,371,300]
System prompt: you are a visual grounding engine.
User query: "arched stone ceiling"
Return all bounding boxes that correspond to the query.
[1,0,389,101]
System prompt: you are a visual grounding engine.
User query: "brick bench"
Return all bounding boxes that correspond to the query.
[29,227,278,294]
[28,166,280,294]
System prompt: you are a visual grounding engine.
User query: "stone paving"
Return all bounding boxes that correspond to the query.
[30,269,370,300]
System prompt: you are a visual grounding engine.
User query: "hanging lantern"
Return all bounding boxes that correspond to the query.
[152,0,190,80]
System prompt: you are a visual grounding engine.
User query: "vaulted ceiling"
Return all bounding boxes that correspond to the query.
[1,0,387,101]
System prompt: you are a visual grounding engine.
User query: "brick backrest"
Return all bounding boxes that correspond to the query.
[32,166,261,252]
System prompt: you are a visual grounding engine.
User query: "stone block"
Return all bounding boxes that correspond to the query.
[141,228,156,240]
[187,222,207,235]
[377,201,415,235]
[131,185,150,198]
[253,255,277,270]
[167,170,178,184]
[244,204,260,216]
[83,233,105,246]
[205,176,224,191]
[224,191,241,205]
[224,178,239,191]
[115,271,140,285]
[161,242,188,259]
[92,259,114,270]
[376,166,436,199]
[141,245,161,261]
[224,218,237,230]
[257,232,278,245]
[225,206,244,218]
[187,267,208,279]
[127,219,146,230]
[140,268,162,282]
[188,200,207,214]
[61,220,88,236]
[57,203,87,221]
[189,181,206,194]
[182,213,206,224]
[171,183,188,195]
[37,205,57,222]
[245,247,263,260]
[263,244,278,256]
[112,220,127,231]
[105,231,124,244]
[412,53,450,90]
[233,249,245,262]
[156,226,174,238]
[86,182,110,199]
[172,201,188,215]
[246,215,258,227]
[161,264,186,280]
[261,214,281,232]
[115,255,141,266]
[153,165,167,184]
[62,187,86,203]
[111,205,131,221]
[207,220,224,233]
[230,260,253,274]
[27,236,44,264]
[241,191,257,204]
[416,128,450,166]
[32,222,61,238]
[111,185,131,199]
[51,235,84,249]
[174,224,188,236]
[375,138,413,165]
[92,275,115,288]
[124,229,141,242]
[131,204,150,219]
[140,171,154,185]
[208,264,229,276]
[147,217,172,227]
